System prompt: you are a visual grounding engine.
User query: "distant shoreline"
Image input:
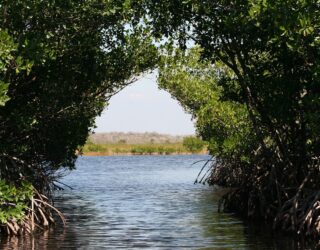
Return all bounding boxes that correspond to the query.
[81,142,208,156]
[83,133,208,156]
[82,151,208,156]
[88,132,189,144]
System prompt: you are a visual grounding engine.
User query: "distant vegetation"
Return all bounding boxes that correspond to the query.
[89,132,186,144]
[83,133,207,156]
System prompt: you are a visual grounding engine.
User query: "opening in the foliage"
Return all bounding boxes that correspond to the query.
[95,73,196,135]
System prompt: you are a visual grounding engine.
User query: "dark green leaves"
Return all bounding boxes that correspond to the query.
[0,1,157,191]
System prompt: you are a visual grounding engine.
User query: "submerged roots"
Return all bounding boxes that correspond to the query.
[274,190,320,238]
[197,158,320,244]
[1,189,65,236]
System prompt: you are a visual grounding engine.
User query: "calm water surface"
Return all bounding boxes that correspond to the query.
[1,155,304,249]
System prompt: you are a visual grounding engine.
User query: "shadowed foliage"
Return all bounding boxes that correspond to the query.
[0,0,157,233]
[137,0,320,242]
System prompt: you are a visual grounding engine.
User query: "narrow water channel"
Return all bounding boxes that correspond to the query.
[1,155,302,249]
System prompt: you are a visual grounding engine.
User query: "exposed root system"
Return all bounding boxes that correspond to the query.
[196,158,320,246]
[1,188,65,236]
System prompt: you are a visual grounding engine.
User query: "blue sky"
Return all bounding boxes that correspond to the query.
[94,73,196,135]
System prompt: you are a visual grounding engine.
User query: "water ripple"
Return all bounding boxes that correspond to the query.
[0,155,306,249]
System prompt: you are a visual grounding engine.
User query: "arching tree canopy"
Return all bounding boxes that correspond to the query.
[0,0,157,189]
[133,0,320,240]
[1,0,320,241]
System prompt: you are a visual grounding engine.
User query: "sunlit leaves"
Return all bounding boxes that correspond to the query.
[158,47,255,160]
[0,180,33,224]
[0,81,9,106]
[0,30,18,106]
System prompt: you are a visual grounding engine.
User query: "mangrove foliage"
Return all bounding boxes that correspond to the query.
[1,0,320,244]
[0,0,157,234]
[133,0,320,242]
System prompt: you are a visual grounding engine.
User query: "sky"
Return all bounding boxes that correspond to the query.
[94,73,196,135]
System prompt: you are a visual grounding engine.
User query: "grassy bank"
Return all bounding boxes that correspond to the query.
[82,142,208,156]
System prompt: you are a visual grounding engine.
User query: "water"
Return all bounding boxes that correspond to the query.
[0,155,303,249]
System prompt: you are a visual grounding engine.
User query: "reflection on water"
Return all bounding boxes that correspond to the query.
[0,155,310,249]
